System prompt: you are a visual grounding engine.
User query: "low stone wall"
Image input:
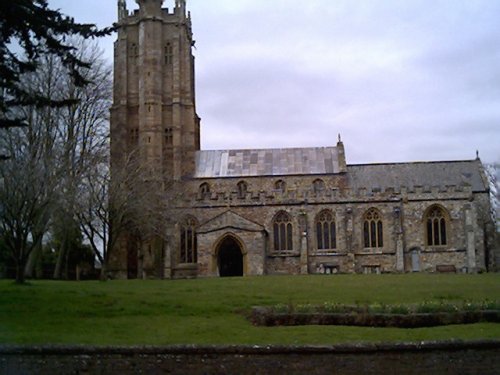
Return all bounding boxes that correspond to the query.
[1,341,499,375]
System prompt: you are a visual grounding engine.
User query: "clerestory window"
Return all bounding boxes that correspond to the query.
[199,182,210,199]
[313,179,325,194]
[275,180,286,193]
[237,180,248,199]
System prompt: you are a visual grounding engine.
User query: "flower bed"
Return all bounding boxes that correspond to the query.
[250,301,500,328]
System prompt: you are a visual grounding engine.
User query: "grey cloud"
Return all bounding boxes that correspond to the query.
[48,0,500,163]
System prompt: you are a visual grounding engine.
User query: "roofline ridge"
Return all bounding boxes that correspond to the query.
[347,159,478,167]
[197,145,338,153]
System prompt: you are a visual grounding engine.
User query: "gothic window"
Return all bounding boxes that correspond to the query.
[237,180,248,199]
[165,43,173,65]
[316,210,336,251]
[275,180,286,192]
[425,206,448,246]
[180,217,197,263]
[273,211,293,252]
[363,208,383,248]
[129,128,139,145]
[313,179,325,194]
[199,182,210,199]
[164,128,173,147]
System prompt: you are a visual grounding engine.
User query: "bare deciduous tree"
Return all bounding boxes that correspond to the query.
[0,109,58,283]
[77,148,178,279]
[0,39,111,283]
[52,40,111,279]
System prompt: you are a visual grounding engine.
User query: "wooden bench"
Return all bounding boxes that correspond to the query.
[436,265,456,273]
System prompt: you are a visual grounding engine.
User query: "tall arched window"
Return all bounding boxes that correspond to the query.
[274,180,286,193]
[316,210,336,251]
[426,206,448,246]
[273,211,293,252]
[363,208,383,248]
[237,180,248,199]
[199,182,210,199]
[180,217,197,264]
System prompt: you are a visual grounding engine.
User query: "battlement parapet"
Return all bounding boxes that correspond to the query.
[118,0,189,25]
[189,183,476,208]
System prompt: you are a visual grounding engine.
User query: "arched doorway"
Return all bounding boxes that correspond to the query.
[217,236,243,277]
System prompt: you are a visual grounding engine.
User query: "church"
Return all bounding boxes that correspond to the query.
[108,0,497,279]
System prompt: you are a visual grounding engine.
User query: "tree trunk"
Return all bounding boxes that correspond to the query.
[35,254,43,279]
[15,261,25,284]
[53,226,70,280]
[53,243,65,279]
[99,262,107,281]
[24,243,41,279]
[63,243,70,280]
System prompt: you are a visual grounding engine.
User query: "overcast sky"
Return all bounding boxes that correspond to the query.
[48,0,500,164]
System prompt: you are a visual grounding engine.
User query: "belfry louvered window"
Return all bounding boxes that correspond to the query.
[165,43,173,65]
[164,128,173,147]
[129,128,139,145]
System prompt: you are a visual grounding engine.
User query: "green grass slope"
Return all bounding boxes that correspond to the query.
[0,274,499,345]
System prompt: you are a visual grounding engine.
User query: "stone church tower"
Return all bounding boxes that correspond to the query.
[109,0,200,278]
[111,0,200,182]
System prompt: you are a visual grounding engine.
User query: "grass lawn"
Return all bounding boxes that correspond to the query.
[0,274,499,346]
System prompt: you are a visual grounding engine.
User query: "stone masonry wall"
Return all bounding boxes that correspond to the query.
[2,341,499,375]
[165,174,492,277]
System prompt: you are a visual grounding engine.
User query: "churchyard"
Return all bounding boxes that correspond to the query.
[0,274,499,345]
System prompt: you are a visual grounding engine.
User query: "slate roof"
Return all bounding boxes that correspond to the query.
[194,147,487,193]
[346,160,488,192]
[194,147,342,178]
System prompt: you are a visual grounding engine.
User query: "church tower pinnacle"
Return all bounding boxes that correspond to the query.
[117,0,127,21]
[175,0,186,14]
